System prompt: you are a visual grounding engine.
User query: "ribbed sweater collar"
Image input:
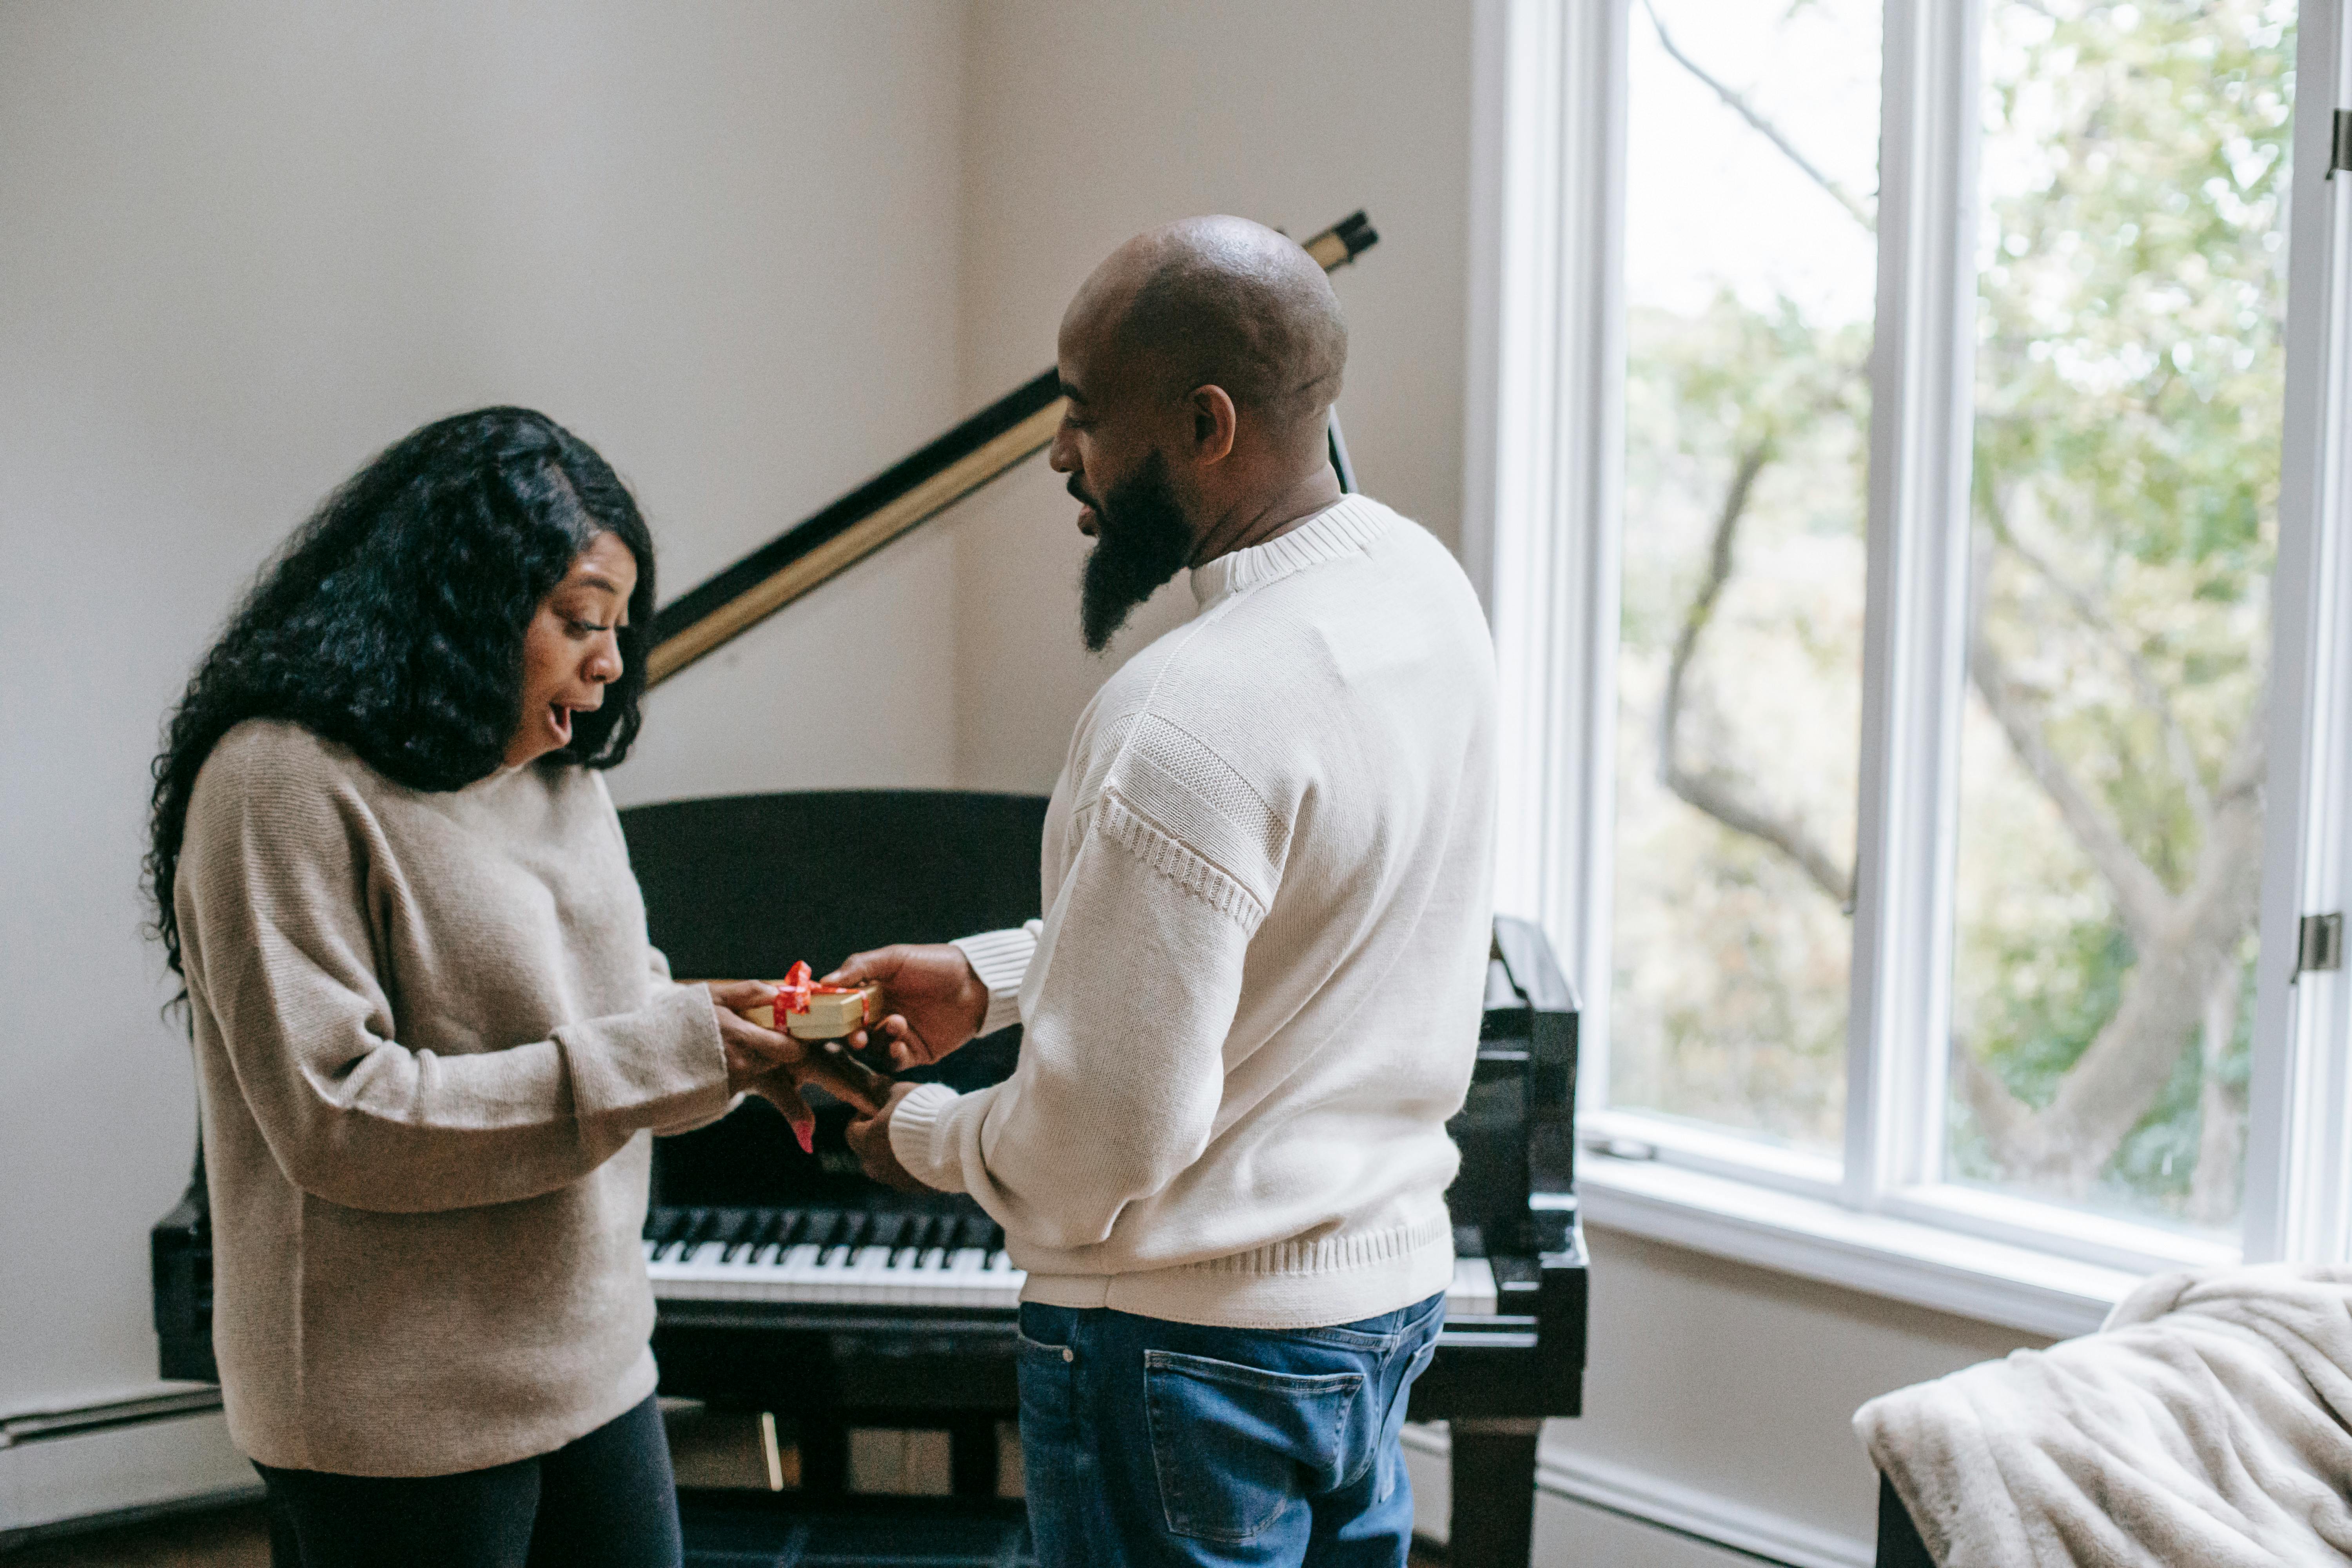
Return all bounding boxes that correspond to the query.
[1188,495,1388,610]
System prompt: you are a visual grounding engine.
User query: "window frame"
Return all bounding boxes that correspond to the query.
[1470,0,2352,1333]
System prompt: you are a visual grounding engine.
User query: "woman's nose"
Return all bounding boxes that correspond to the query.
[586,634,623,683]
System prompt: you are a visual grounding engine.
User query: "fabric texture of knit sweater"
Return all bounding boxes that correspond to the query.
[175,719,734,1477]
[889,495,1499,1328]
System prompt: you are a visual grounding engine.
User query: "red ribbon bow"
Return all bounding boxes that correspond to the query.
[774,960,815,1019]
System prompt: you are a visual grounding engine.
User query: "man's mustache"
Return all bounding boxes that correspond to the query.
[1067,476,1102,512]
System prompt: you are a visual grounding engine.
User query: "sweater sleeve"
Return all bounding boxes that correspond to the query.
[179,744,733,1214]
[647,943,746,1137]
[949,922,1042,1035]
[889,791,1264,1248]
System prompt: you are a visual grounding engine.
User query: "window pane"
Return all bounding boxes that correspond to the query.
[1610,0,1880,1154]
[1945,0,2292,1236]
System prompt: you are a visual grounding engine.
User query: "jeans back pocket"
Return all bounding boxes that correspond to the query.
[1142,1350,1365,1544]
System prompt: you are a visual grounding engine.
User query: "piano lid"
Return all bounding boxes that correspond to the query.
[646,211,1378,685]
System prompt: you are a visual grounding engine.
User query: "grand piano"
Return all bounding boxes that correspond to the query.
[152,211,1588,1565]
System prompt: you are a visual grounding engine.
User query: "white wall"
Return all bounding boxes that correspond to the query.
[947,0,1478,791]
[0,0,969,1459]
[1537,1228,2042,1563]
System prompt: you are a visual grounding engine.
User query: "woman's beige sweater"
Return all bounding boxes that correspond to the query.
[174,720,733,1477]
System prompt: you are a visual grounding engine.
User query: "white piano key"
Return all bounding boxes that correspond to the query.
[1445,1256,1498,1317]
[648,1223,1030,1309]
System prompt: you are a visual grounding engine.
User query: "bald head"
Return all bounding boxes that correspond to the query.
[1068,216,1348,445]
[1051,218,1355,644]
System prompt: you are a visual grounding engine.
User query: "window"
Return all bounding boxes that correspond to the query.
[1475,0,2347,1329]
[1610,0,1879,1157]
[1948,0,2288,1235]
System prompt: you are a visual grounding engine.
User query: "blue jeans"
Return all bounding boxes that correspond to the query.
[1017,1291,1446,1568]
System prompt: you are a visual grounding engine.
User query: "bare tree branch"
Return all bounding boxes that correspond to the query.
[2020,792,2264,1189]
[1991,515,2214,834]
[1638,0,1878,234]
[1656,439,1857,908]
[2189,959,2245,1228]
[1950,618,2270,1194]
[2216,683,2268,804]
[1968,633,2176,941]
[1966,534,2174,940]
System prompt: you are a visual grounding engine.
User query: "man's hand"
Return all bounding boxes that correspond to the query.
[845,1082,933,1192]
[826,945,990,1070]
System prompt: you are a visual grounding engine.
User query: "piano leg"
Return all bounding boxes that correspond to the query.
[798,1414,850,1498]
[1447,1417,1542,1568]
[949,1416,1000,1499]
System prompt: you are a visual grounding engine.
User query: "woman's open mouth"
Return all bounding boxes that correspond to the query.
[547,703,573,745]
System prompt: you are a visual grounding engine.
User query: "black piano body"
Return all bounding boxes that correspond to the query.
[625,790,1586,1565]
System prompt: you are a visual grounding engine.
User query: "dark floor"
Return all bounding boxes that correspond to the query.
[1,1502,1447,1565]
[0,1502,270,1567]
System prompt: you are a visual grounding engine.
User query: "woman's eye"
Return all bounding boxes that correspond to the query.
[568,619,612,636]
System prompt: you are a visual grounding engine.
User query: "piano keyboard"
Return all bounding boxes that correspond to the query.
[644,1205,1504,1317]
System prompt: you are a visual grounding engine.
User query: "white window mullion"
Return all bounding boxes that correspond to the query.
[2246,0,2352,1267]
[1844,0,1983,1208]
[1473,0,1629,1115]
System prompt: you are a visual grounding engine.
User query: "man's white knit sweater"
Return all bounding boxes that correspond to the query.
[888,495,1498,1328]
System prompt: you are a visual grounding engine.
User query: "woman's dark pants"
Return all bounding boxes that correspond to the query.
[253,1392,682,1568]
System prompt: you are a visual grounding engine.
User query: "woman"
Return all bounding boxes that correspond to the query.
[146,407,800,1568]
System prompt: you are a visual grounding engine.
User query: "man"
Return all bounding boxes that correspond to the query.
[835,216,1497,1566]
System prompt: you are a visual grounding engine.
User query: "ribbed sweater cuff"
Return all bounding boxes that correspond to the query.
[950,926,1035,1037]
[887,1081,966,1193]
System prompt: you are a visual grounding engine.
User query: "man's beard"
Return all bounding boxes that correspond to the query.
[1076,451,1194,653]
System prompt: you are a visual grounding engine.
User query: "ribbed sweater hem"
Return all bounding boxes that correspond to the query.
[1019,1214,1455,1330]
[1097,791,1266,931]
[230,1347,660,1478]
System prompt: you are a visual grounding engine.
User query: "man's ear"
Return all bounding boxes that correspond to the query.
[1188,385,1239,465]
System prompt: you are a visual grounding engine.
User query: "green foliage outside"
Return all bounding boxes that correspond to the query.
[1615,0,2290,1230]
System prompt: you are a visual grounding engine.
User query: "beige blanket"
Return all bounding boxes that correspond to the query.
[1855,1266,2352,1566]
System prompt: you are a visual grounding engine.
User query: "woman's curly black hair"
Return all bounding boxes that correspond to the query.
[145,406,658,996]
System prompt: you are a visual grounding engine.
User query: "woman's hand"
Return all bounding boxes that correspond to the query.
[705,982,887,1155]
[825,945,990,1069]
[707,981,804,1091]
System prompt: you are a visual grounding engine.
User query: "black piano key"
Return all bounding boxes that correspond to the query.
[800,1210,840,1250]
[728,1209,783,1260]
[836,1212,869,1249]
[956,1216,994,1252]
[868,1213,906,1249]
[900,1214,938,1252]
[642,1206,684,1243]
[659,1207,713,1262]
[710,1209,753,1246]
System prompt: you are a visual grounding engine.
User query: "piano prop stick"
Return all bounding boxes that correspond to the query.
[742,962,893,1125]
